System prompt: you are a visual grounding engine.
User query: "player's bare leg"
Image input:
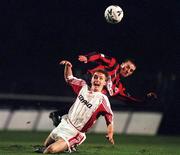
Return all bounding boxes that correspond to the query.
[34,134,55,153]
[43,138,68,154]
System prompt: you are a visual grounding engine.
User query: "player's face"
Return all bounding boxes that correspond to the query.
[91,72,107,92]
[120,60,136,77]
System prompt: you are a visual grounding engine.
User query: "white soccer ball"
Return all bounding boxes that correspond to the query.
[104,5,124,24]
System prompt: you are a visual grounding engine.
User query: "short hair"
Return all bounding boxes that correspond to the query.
[123,58,136,67]
[93,69,109,81]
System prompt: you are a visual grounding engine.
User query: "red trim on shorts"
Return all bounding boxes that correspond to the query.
[68,133,84,146]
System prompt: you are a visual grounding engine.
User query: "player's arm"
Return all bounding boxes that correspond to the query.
[115,93,143,103]
[59,60,73,82]
[104,114,114,144]
[115,90,158,104]
[59,60,86,94]
[78,52,116,67]
[106,123,114,144]
[102,97,114,144]
[110,81,145,103]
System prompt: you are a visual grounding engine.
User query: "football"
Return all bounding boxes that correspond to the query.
[104,5,124,24]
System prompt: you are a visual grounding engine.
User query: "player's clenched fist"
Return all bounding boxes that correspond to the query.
[78,55,88,63]
[59,60,72,67]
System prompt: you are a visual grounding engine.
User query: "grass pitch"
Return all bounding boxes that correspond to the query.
[0,131,179,155]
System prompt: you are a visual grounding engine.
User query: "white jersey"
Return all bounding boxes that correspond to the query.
[67,76,113,132]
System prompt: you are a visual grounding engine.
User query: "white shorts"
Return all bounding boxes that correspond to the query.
[50,115,86,152]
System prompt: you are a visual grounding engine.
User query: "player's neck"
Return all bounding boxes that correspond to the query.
[90,86,103,92]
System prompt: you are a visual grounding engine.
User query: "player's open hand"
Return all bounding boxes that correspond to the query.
[146,92,158,99]
[59,60,72,67]
[106,134,115,145]
[78,55,88,63]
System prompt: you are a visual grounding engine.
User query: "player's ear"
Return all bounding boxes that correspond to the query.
[121,63,125,68]
[103,80,107,86]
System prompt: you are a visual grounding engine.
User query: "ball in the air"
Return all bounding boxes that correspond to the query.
[104,5,124,24]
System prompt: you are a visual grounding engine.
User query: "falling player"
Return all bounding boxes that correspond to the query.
[35,60,114,153]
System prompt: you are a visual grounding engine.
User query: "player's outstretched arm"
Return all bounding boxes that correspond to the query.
[78,52,116,67]
[59,60,73,82]
[115,91,158,105]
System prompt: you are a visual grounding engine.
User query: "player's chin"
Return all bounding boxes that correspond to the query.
[94,85,100,90]
[121,73,128,77]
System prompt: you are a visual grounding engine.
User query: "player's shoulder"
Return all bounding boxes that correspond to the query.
[101,93,110,104]
[100,93,112,112]
[101,93,109,99]
[68,76,87,85]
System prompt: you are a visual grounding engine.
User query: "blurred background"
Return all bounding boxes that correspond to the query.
[0,0,179,135]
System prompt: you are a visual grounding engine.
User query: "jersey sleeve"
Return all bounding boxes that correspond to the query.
[67,76,86,94]
[86,52,117,67]
[101,96,114,125]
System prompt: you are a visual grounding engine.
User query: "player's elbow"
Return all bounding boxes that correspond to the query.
[65,78,68,83]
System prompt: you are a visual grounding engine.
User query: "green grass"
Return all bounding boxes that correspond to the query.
[0,131,180,155]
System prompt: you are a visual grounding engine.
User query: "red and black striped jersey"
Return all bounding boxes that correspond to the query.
[85,52,142,103]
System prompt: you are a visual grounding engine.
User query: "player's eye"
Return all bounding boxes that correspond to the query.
[100,77,104,81]
[130,69,134,72]
[93,75,98,79]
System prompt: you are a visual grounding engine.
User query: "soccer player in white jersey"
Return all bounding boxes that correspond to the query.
[35,60,114,154]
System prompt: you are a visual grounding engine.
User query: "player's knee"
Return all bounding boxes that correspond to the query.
[45,145,60,153]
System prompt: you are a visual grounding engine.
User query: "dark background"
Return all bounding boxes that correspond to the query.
[0,0,179,135]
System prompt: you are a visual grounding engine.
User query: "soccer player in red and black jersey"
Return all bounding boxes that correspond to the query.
[78,52,139,102]
[78,52,157,102]
[49,52,157,127]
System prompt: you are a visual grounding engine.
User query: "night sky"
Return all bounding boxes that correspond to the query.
[0,0,178,94]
